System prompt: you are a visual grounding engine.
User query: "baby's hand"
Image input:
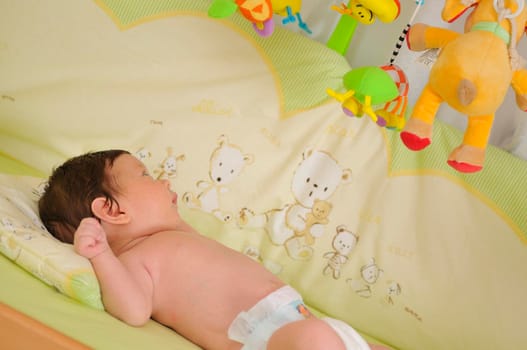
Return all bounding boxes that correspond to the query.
[74,218,110,259]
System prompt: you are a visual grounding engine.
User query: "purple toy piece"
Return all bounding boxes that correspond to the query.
[253,18,275,37]
[343,107,355,117]
[376,116,387,127]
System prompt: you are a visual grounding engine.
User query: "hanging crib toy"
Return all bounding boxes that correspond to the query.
[327,0,424,131]
[400,0,527,173]
[208,0,311,37]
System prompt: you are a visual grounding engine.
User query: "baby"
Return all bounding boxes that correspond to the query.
[38,150,389,350]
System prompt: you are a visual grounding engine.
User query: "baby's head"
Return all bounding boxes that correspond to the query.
[39,150,129,243]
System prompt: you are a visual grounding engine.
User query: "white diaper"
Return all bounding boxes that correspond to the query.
[227,285,371,350]
[322,317,372,350]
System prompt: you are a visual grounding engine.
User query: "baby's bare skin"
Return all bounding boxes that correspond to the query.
[73,154,389,350]
[118,229,283,349]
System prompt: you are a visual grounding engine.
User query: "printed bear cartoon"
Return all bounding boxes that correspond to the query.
[153,147,186,180]
[239,148,352,260]
[285,199,332,260]
[323,225,358,279]
[347,257,384,298]
[183,135,253,222]
[134,147,152,162]
[360,257,383,284]
[384,280,402,305]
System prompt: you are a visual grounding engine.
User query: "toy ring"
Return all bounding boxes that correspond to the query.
[493,0,524,19]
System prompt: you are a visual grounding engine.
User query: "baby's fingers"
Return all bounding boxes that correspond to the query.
[78,217,102,231]
[74,217,108,258]
[75,234,108,259]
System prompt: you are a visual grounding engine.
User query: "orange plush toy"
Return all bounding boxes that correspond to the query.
[401,0,527,173]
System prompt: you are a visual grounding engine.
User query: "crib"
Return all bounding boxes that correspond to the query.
[1,1,526,349]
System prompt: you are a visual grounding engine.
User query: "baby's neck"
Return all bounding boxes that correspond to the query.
[109,219,196,256]
[111,234,151,256]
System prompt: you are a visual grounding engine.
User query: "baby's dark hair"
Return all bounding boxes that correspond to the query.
[38,150,130,243]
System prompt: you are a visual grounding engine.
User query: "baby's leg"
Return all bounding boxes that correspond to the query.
[266,318,392,350]
[267,318,346,350]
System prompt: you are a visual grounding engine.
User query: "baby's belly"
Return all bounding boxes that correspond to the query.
[147,233,285,348]
[154,275,284,349]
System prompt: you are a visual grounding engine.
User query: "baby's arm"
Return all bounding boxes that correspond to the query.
[74,218,154,326]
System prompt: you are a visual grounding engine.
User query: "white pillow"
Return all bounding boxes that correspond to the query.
[0,174,103,309]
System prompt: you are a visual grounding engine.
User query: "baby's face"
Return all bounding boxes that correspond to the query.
[109,154,180,235]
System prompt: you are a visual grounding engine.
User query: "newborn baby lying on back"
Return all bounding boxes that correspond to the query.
[39,150,389,350]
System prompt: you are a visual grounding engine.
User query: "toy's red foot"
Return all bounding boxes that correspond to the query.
[400,131,431,151]
[447,144,485,173]
[447,160,483,173]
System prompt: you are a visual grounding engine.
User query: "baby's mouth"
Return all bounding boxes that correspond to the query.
[171,192,178,204]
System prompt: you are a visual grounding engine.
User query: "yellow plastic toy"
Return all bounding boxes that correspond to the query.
[272,0,311,34]
[331,0,400,25]
[327,0,401,62]
[401,0,527,173]
[327,66,400,127]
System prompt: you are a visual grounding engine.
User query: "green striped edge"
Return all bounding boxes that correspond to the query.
[384,121,527,244]
[93,0,349,117]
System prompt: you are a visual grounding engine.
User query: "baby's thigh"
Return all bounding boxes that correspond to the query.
[267,318,346,350]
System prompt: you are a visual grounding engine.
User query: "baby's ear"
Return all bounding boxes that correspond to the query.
[91,197,130,225]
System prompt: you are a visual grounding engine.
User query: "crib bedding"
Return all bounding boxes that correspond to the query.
[1,1,527,350]
[0,249,199,349]
[0,167,376,350]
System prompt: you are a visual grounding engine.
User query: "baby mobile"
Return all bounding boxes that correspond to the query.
[326,0,425,131]
[207,0,312,36]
